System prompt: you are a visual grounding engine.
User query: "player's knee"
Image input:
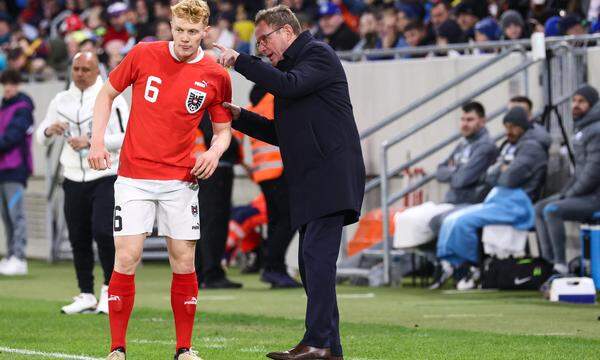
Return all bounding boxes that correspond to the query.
[114,250,141,272]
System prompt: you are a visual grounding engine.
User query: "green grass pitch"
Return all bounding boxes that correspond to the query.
[1,261,599,359]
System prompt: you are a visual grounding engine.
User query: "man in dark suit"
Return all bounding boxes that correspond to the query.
[214,5,365,360]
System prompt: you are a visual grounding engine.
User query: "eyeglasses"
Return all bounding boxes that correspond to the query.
[256,27,283,50]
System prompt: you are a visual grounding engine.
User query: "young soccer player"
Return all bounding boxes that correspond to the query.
[88,1,232,359]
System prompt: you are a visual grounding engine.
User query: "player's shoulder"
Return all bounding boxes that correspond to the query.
[200,54,231,81]
[129,41,168,56]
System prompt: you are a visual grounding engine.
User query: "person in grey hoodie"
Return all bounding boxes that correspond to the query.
[508,95,553,150]
[435,101,498,205]
[431,106,550,290]
[427,101,498,236]
[393,101,497,249]
[535,85,600,275]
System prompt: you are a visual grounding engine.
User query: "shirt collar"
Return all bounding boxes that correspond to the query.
[282,30,313,62]
[169,41,204,63]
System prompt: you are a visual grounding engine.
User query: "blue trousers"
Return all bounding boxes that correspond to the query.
[437,193,533,266]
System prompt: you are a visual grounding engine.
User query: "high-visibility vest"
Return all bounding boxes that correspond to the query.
[246,93,284,183]
[192,128,208,158]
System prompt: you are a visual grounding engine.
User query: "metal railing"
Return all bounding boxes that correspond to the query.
[339,33,600,62]
[373,42,587,284]
[364,55,535,195]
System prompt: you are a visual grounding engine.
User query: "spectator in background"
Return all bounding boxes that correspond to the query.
[559,13,588,35]
[455,2,480,40]
[0,15,11,48]
[36,52,129,313]
[353,10,379,52]
[429,0,451,29]
[103,2,131,47]
[535,85,600,276]
[215,15,236,50]
[544,15,562,36]
[233,4,255,53]
[501,10,527,40]
[376,8,401,52]
[315,2,359,51]
[528,0,559,33]
[155,18,172,42]
[404,20,432,57]
[7,47,27,76]
[133,0,154,41]
[435,19,466,57]
[474,17,501,42]
[0,70,34,277]
[153,0,171,20]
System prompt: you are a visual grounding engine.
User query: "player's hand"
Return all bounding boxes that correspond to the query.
[44,122,68,137]
[222,102,241,120]
[213,43,239,68]
[192,149,219,180]
[67,136,90,151]
[88,143,112,170]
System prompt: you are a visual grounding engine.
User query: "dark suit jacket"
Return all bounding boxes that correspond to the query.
[233,31,366,230]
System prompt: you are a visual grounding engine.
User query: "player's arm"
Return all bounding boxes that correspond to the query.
[89,81,121,170]
[191,121,232,180]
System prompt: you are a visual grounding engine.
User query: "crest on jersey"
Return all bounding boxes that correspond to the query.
[186,88,206,114]
[191,204,198,216]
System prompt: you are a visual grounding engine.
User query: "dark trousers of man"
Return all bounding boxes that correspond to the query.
[535,194,600,266]
[259,176,294,273]
[298,211,345,357]
[63,176,116,294]
[195,166,233,284]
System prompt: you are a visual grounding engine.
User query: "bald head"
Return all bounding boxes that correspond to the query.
[72,51,100,91]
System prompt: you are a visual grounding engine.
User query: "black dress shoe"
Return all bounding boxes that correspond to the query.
[203,277,243,289]
[266,344,331,359]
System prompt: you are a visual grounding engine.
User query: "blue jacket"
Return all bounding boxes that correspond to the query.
[0,92,34,186]
[233,31,366,229]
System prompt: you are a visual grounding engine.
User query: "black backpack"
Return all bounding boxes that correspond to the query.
[481,257,553,290]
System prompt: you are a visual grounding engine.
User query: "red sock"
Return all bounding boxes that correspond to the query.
[171,272,199,350]
[108,271,135,351]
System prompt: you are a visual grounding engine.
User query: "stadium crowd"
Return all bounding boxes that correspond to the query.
[0,1,599,80]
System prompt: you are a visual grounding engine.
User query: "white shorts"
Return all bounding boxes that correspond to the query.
[113,176,200,240]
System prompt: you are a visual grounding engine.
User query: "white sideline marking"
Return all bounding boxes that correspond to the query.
[131,338,230,349]
[0,346,103,360]
[162,295,237,301]
[131,339,173,345]
[441,289,499,295]
[338,293,376,299]
[423,313,504,319]
[302,293,376,300]
[531,332,576,337]
[240,345,267,353]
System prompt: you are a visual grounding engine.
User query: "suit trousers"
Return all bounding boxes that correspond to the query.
[195,166,233,284]
[298,211,345,356]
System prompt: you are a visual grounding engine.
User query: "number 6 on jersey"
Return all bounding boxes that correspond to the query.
[144,76,162,103]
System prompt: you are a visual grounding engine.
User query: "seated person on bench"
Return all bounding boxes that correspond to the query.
[393,101,497,249]
[535,85,600,276]
[431,107,550,290]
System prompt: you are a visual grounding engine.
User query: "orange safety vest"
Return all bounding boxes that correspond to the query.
[192,128,208,158]
[246,93,284,183]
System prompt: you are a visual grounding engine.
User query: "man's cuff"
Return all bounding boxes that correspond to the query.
[234,53,261,75]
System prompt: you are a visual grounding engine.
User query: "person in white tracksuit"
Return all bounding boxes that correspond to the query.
[36,52,129,315]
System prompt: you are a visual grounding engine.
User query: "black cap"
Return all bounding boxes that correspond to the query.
[574,85,599,107]
[503,107,530,130]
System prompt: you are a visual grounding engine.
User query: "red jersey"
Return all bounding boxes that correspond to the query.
[108,41,232,182]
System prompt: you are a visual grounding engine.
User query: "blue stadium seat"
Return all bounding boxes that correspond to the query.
[579,212,600,289]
